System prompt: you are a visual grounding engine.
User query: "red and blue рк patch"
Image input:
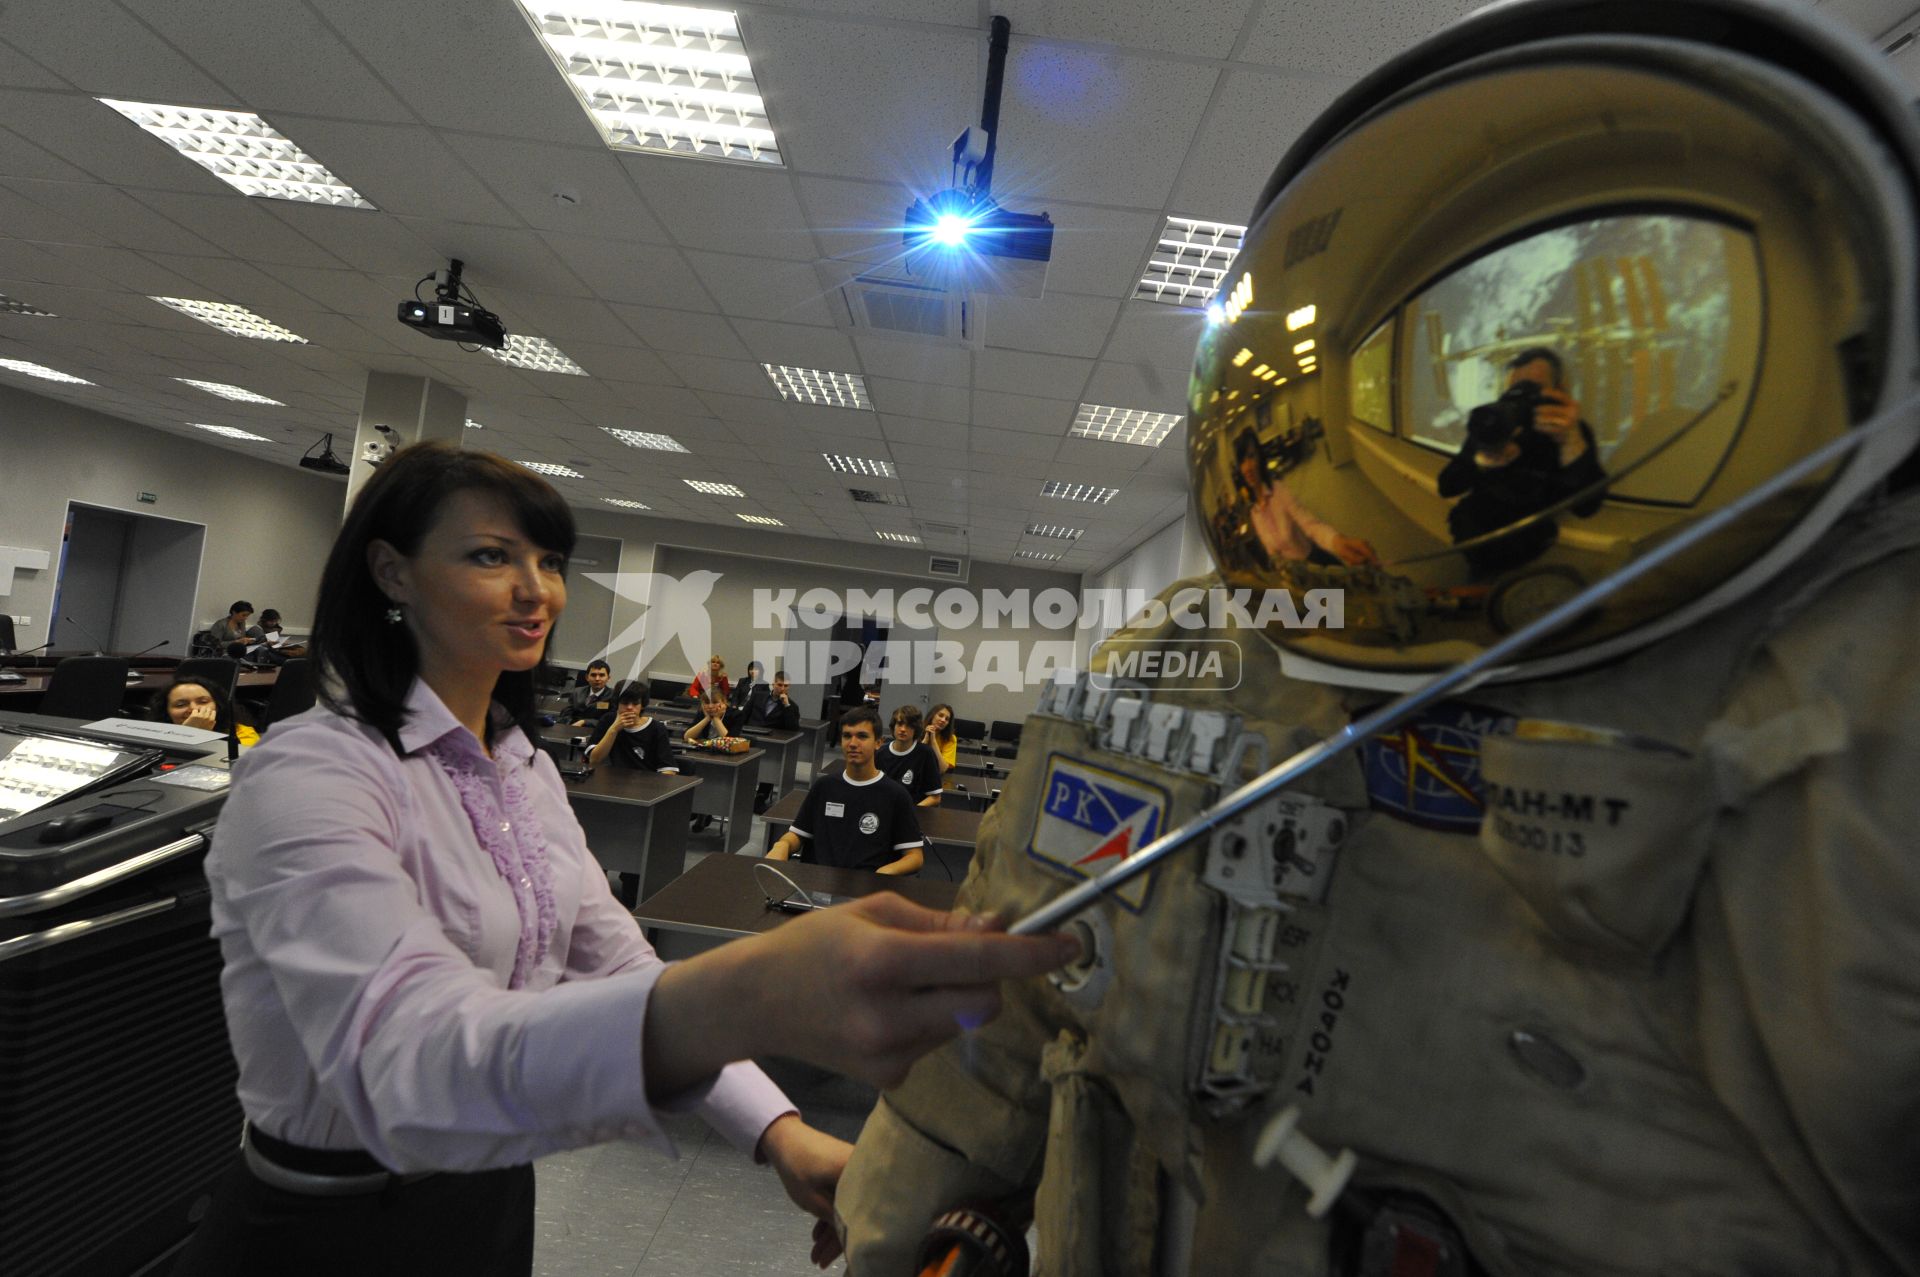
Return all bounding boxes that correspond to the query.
[1026,755,1168,912]
[1360,701,1515,832]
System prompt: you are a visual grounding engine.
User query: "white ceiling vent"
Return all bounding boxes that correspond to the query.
[817,259,976,344]
[928,554,967,578]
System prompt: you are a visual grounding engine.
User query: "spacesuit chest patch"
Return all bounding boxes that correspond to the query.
[1358,700,1516,832]
[1026,754,1169,913]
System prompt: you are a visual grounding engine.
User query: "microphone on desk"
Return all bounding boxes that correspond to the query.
[61,615,109,657]
[0,642,52,682]
[126,639,170,660]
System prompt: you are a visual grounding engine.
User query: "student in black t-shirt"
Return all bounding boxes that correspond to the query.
[767,706,924,875]
[566,659,616,724]
[875,704,944,807]
[586,681,679,773]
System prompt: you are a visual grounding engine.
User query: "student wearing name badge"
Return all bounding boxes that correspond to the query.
[566,659,615,725]
[876,705,944,808]
[586,681,677,773]
[767,706,925,876]
[174,443,1078,1276]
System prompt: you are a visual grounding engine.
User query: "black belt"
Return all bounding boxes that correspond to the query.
[243,1123,432,1197]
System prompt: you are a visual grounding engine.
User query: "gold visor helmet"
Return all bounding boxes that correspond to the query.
[1189,0,1920,687]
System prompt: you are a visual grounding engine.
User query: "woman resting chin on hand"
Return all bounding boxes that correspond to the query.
[172,442,1078,1277]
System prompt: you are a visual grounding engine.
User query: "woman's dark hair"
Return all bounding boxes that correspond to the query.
[1232,428,1266,497]
[153,678,236,735]
[926,703,956,745]
[259,609,281,626]
[309,441,576,753]
[228,600,253,616]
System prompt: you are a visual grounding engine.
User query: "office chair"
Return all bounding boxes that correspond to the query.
[952,716,987,743]
[38,656,131,720]
[257,659,315,731]
[988,720,1023,757]
[172,657,239,702]
[0,614,15,653]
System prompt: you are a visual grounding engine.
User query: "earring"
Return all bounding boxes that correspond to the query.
[384,604,405,625]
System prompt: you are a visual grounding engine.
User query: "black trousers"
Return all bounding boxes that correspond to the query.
[170,1152,535,1276]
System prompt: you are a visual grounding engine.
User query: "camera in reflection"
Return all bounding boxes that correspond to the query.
[1466,380,1545,455]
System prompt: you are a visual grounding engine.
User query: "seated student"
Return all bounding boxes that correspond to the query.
[567,659,616,724]
[924,703,958,774]
[876,705,944,808]
[687,654,730,703]
[253,610,306,658]
[683,692,731,745]
[728,660,765,714]
[683,692,732,831]
[586,682,678,773]
[155,677,258,748]
[766,707,923,876]
[211,600,262,658]
[739,668,802,731]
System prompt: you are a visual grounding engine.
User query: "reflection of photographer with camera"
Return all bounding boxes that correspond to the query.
[1437,347,1606,578]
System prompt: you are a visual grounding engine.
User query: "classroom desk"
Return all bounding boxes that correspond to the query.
[670,743,764,853]
[740,726,802,798]
[951,748,1011,778]
[761,787,982,881]
[632,851,958,957]
[563,767,702,907]
[799,716,833,776]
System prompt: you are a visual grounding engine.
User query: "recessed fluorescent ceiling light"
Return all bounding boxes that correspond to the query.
[1016,549,1062,562]
[1025,523,1084,539]
[1070,403,1182,447]
[685,479,745,496]
[737,513,784,526]
[824,452,894,477]
[1041,480,1119,504]
[151,297,307,343]
[192,423,272,442]
[0,293,55,317]
[520,461,584,477]
[98,99,374,208]
[464,418,485,430]
[513,1,781,166]
[603,427,689,452]
[174,377,282,405]
[603,497,652,509]
[765,364,871,410]
[849,488,907,506]
[486,334,588,375]
[1136,215,1245,308]
[0,357,91,384]
[876,531,920,544]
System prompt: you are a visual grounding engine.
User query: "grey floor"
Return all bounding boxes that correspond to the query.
[536,791,879,1276]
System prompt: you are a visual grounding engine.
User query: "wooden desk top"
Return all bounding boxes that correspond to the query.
[632,852,958,940]
[668,742,765,770]
[564,767,702,806]
[762,788,984,851]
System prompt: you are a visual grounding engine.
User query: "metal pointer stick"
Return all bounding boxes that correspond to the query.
[1011,393,1919,935]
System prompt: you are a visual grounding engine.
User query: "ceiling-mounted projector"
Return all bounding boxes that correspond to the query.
[901,16,1053,299]
[396,257,505,350]
[300,432,350,476]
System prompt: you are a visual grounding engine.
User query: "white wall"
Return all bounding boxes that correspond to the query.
[0,383,347,649]
[1075,498,1214,666]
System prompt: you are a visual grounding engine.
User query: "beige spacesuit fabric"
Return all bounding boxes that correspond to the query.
[835,492,1920,1276]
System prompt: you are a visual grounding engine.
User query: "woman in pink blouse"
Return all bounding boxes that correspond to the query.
[174,443,1077,1276]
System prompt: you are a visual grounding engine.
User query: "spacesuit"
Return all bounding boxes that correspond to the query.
[835,2,1920,1273]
